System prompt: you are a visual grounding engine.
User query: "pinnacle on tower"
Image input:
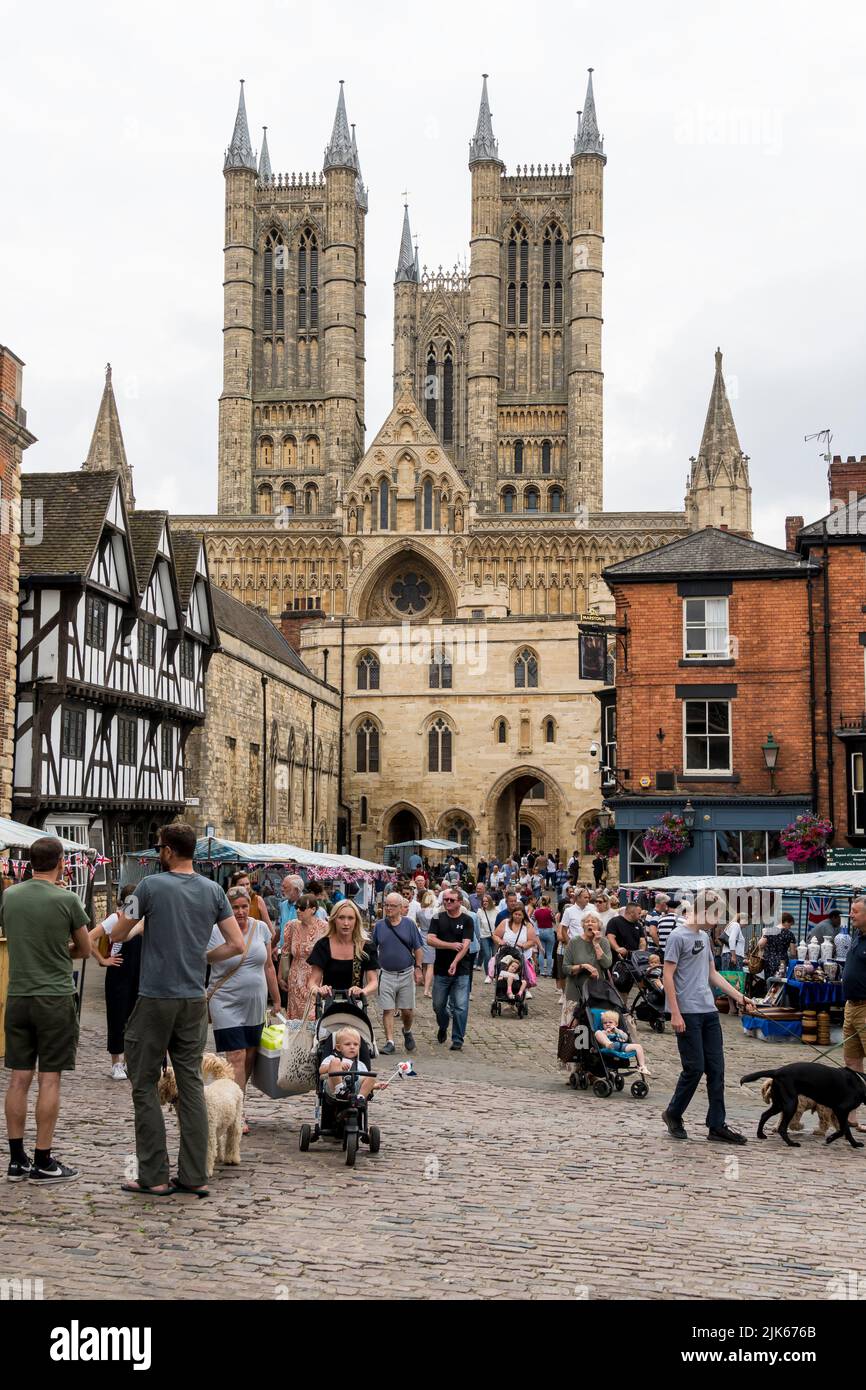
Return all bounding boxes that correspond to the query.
[469,73,502,165]
[351,124,368,211]
[224,79,257,171]
[323,81,357,172]
[574,68,605,160]
[258,126,272,183]
[395,204,418,283]
[696,348,743,470]
[83,363,135,509]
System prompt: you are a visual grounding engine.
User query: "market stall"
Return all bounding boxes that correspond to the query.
[123,836,389,889]
[383,838,463,871]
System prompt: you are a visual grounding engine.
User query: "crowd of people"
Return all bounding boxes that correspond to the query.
[4,830,866,1190]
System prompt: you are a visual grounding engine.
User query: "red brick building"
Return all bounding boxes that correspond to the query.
[602,528,817,880]
[0,347,36,816]
[794,456,866,845]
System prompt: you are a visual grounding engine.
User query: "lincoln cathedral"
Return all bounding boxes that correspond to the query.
[165,72,754,865]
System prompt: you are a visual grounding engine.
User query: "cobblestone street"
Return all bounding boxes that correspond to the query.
[1,976,864,1301]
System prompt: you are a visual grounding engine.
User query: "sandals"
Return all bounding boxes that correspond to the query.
[121,1181,173,1197]
[242,1117,250,1136]
[169,1177,210,1198]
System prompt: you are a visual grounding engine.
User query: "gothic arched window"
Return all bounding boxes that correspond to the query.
[514,440,524,474]
[258,435,274,469]
[501,486,516,514]
[257,483,273,515]
[428,718,453,773]
[442,344,454,444]
[429,652,453,690]
[280,483,296,515]
[425,346,437,432]
[357,652,380,691]
[298,227,318,329]
[515,648,539,688]
[423,478,434,530]
[262,230,284,333]
[545,718,556,743]
[304,484,318,515]
[497,718,507,744]
[356,719,380,774]
[360,795,368,826]
[549,486,564,513]
[378,478,390,531]
[541,440,552,473]
[525,486,540,512]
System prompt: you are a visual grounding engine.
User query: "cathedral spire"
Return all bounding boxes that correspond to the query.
[258,126,272,183]
[395,204,418,282]
[469,73,502,165]
[351,124,368,211]
[574,68,605,159]
[697,348,743,466]
[83,363,135,509]
[224,79,257,171]
[686,348,752,536]
[323,80,357,172]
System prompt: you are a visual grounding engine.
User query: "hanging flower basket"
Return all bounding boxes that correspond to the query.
[642,812,690,860]
[779,813,832,864]
[589,825,618,858]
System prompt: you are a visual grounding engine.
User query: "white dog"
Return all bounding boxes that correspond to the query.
[157,1053,244,1178]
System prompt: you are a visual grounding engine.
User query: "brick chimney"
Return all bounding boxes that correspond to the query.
[279,605,325,653]
[785,515,804,551]
[828,455,866,504]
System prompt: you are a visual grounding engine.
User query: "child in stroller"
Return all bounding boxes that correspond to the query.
[619,949,668,1033]
[299,992,381,1166]
[490,944,529,1017]
[567,978,650,1099]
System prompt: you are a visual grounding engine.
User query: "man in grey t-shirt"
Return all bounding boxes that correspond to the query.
[111,823,243,1196]
[661,907,755,1145]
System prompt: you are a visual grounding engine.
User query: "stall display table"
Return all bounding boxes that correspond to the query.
[742,1013,803,1041]
[785,962,844,1008]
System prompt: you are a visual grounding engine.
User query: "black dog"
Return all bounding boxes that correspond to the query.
[741,1063,866,1148]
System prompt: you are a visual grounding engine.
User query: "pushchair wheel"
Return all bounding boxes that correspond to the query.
[299,1123,312,1152]
[631,1079,649,1099]
[345,1132,358,1166]
[368,1125,381,1154]
[593,1079,613,1098]
[579,1073,589,1090]
[490,1001,498,1017]
[651,1018,665,1034]
[496,1002,502,1016]
[568,1072,578,1088]
[613,1074,624,1092]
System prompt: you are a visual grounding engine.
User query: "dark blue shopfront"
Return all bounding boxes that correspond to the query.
[610,796,812,882]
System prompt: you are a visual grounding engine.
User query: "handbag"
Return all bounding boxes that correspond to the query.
[557,1024,579,1063]
[277,991,319,1095]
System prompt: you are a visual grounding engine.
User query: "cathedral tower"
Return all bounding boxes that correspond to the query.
[685,348,752,535]
[570,69,605,511]
[467,75,504,510]
[217,80,366,519]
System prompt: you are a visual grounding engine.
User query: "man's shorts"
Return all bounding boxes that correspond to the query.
[843,999,866,1062]
[378,967,416,1011]
[4,994,80,1071]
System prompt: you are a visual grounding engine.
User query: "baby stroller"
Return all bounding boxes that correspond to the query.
[620,951,667,1033]
[298,992,381,1166]
[489,943,529,1018]
[567,977,649,1100]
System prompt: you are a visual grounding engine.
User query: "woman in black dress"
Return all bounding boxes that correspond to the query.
[307,899,379,1001]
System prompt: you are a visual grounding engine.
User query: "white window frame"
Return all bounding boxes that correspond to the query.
[852,751,865,836]
[683,699,732,775]
[682,596,729,661]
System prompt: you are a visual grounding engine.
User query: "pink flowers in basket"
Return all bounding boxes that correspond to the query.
[588,825,618,857]
[642,812,690,860]
[779,813,832,864]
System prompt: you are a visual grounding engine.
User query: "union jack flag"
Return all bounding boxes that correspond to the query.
[807,895,836,929]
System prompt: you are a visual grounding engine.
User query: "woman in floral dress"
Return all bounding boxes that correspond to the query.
[284,893,327,1018]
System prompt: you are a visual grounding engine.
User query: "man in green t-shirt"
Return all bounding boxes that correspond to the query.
[3,836,91,1183]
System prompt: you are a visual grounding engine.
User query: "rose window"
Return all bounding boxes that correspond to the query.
[389,571,432,615]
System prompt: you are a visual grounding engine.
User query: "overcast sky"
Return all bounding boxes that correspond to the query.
[2,0,865,544]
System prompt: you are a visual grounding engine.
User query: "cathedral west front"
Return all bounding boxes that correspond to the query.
[174,72,753,866]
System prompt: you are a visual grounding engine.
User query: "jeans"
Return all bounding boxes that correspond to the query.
[667,1010,726,1130]
[536,928,556,977]
[124,996,209,1188]
[432,973,471,1046]
[477,937,494,974]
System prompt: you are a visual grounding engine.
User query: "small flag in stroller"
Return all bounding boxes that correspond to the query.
[396,1060,417,1078]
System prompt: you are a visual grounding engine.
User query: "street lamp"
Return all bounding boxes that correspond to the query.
[681,800,696,832]
[597,807,612,831]
[761,733,780,793]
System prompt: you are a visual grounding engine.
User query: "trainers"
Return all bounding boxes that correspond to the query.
[110,1062,127,1081]
[708,1125,747,1145]
[449,1042,463,1051]
[525,991,533,999]
[29,1158,79,1184]
[380,1041,396,1055]
[661,1109,688,1140]
[437,1025,448,1044]
[402,1031,416,1052]
[7,1154,32,1182]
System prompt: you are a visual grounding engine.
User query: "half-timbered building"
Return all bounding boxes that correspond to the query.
[13,470,217,869]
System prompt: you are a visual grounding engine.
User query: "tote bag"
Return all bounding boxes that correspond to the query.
[277,991,319,1095]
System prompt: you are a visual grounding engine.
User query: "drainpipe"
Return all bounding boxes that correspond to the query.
[310,697,317,849]
[822,525,835,832]
[261,675,268,840]
[806,567,818,814]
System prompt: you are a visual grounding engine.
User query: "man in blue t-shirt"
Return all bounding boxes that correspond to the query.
[372,893,424,1055]
[112,824,243,1196]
